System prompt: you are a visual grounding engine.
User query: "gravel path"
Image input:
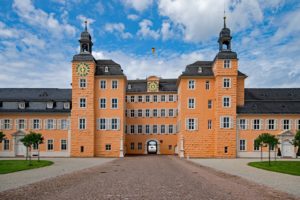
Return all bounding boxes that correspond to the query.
[0,157,115,192]
[190,158,300,197]
[0,156,298,200]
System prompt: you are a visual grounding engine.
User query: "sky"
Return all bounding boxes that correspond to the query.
[0,0,300,88]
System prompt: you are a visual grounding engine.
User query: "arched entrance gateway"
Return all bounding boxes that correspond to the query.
[145,139,160,154]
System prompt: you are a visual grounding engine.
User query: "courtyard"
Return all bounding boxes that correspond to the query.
[0,156,299,200]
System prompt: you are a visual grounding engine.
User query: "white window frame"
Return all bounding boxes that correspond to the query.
[99,98,106,109]
[105,144,111,151]
[282,119,291,130]
[186,118,198,131]
[252,119,262,130]
[188,98,195,109]
[61,139,67,151]
[223,78,231,88]
[224,59,231,69]
[266,119,276,130]
[79,98,86,108]
[205,80,210,90]
[220,116,233,129]
[79,118,86,130]
[47,139,54,151]
[238,119,248,130]
[100,80,106,89]
[239,139,246,151]
[111,98,118,109]
[112,80,118,89]
[208,120,212,130]
[188,80,195,90]
[296,119,300,130]
[32,119,41,130]
[222,96,231,108]
[79,78,87,88]
[208,100,212,109]
[3,139,9,151]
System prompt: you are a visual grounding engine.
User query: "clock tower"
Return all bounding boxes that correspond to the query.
[147,76,159,92]
[71,22,96,157]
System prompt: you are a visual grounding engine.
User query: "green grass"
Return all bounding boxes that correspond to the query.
[248,161,300,176]
[0,160,53,174]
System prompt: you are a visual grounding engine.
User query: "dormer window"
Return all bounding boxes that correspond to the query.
[47,102,54,109]
[64,102,70,109]
[128,84,132,90]
[105,66,109,72]
[0,101,2,107]
[198,67,202,73]
[19,102,25,109]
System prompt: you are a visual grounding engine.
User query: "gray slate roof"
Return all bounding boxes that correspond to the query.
[182,60,247,77]
[238,88,300,114]
[127,79,177,93]
[95,59,125,76]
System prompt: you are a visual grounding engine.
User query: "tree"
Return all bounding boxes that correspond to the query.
[0,132,5,143]
[291,130,300,158]
[32,133,44,162]
[255,133,279,166]
[21,134,34,166]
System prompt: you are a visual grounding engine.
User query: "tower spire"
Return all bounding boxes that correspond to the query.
[84,20,87,31]
[223,10,226,28]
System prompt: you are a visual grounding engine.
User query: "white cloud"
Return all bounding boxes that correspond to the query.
[0,21,19,38]
[104,23,132,39]
[161,21,174,41]
[127,14,139,21]
[157,0,266,42]
[122,0,153,12]
[13,0,76,37]
[137,19,160,40]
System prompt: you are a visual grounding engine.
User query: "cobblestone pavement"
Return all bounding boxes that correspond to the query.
[190,158,300,197]
[0,156,298,200]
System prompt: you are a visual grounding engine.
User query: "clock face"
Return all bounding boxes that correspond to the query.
[148,81,159,92]
[76,63,90,76]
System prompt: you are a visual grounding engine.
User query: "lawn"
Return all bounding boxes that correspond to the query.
[248,161,300,176]
[0,160,53,174]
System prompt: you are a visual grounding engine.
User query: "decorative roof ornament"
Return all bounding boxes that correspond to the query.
[84,20,88,31]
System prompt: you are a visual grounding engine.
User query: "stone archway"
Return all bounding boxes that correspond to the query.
[11,130,26,157]
[144,139,160,154]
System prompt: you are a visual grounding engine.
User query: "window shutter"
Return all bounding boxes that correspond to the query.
[260,119,263,130]
[166,124,169,134]
[105,118,109,130]
[274,119,277,130]
[30,119,33,129]
[142,95,145,103]
[157,109,161,118]
[220,117,223,128]
[185,118,189,130]
[67,119,70,130]
[157,95,161,102]
[44,119,47,129]
[230,117,233,128]
[15,119,19,130]
[127,125,130,134]
[149,95,153,103]
[142,109,145,118]
[280,119,284,130]
[134,125,138,134]
[142,125,145,134]
[251,119,254,130]
[149,109,152,118]
[53,119,56,129]
[24,119,27,130]
[134,110,138,118]
[117,118,120,130]
[96,119,99,130]
[245,119,248,130]
[195,118,198,130]
[0,119,2,130]
[166,95,169,102]
[289,119,292,130]
[57,119,61,130]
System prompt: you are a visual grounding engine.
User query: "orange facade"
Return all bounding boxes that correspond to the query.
[1,20,299,158]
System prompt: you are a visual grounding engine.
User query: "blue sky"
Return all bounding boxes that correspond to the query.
[0,0,299,88]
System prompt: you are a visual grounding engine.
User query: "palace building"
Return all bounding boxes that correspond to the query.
[0,18,299,158]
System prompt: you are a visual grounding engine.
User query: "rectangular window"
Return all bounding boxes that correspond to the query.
[223,97,230,107]
[168,109,174,117]
[188,80,195,89]
[60,119,68,130]
[138,143,142,150]
[153,109,158,117]
[224,59,231,68]
[47,140,54,151]
[112,80,118,89]
[111,98,118,109]
[79,98,86,108]
[239,140,246,151]
[221,116,232,129]
[33,119,40,129]
[130,142,134,150]
[161,95,165,102]
[99,118,106,130]
[224,146,228,153]
[79,118,86,130]
[267,119,275,130]
[111,118,118,130]
[18,119,25,130]
[3,139,9,150]
[223,78,231,88]
[254,141,260,151]
[153,125,158,134]
[79,78,86,88]
[205,81,210,90]
[208,120,212,130]
[130,125,135,134]
[105,144,111,151]
[253,119,261,130]
[188,98,195,109]
[168,125,173,134]
[100,80,106,89]
[33,143,39,150]
[282,119,291,130]
[100,98,106,109]
[4,119,11,130]
[138,125,142,134]
[146,125,150,134]
[169,145,172,150]
[146,95,150,102]
[208,100,212,109]
[130,110,135,117]
[161,109,165,117]
[169,95,174,102]
[81,146,84,152]
[138,96,143,102]
[138,109,142,117]
[46,119,55,130]
[145,109,150,117]
[61,139,67,150]
[187,118,195,130]
[238,119,247,130]
[297,119,300,130]
[130,96,135,102]
[161,125,165,134]
[153,95,158,102]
